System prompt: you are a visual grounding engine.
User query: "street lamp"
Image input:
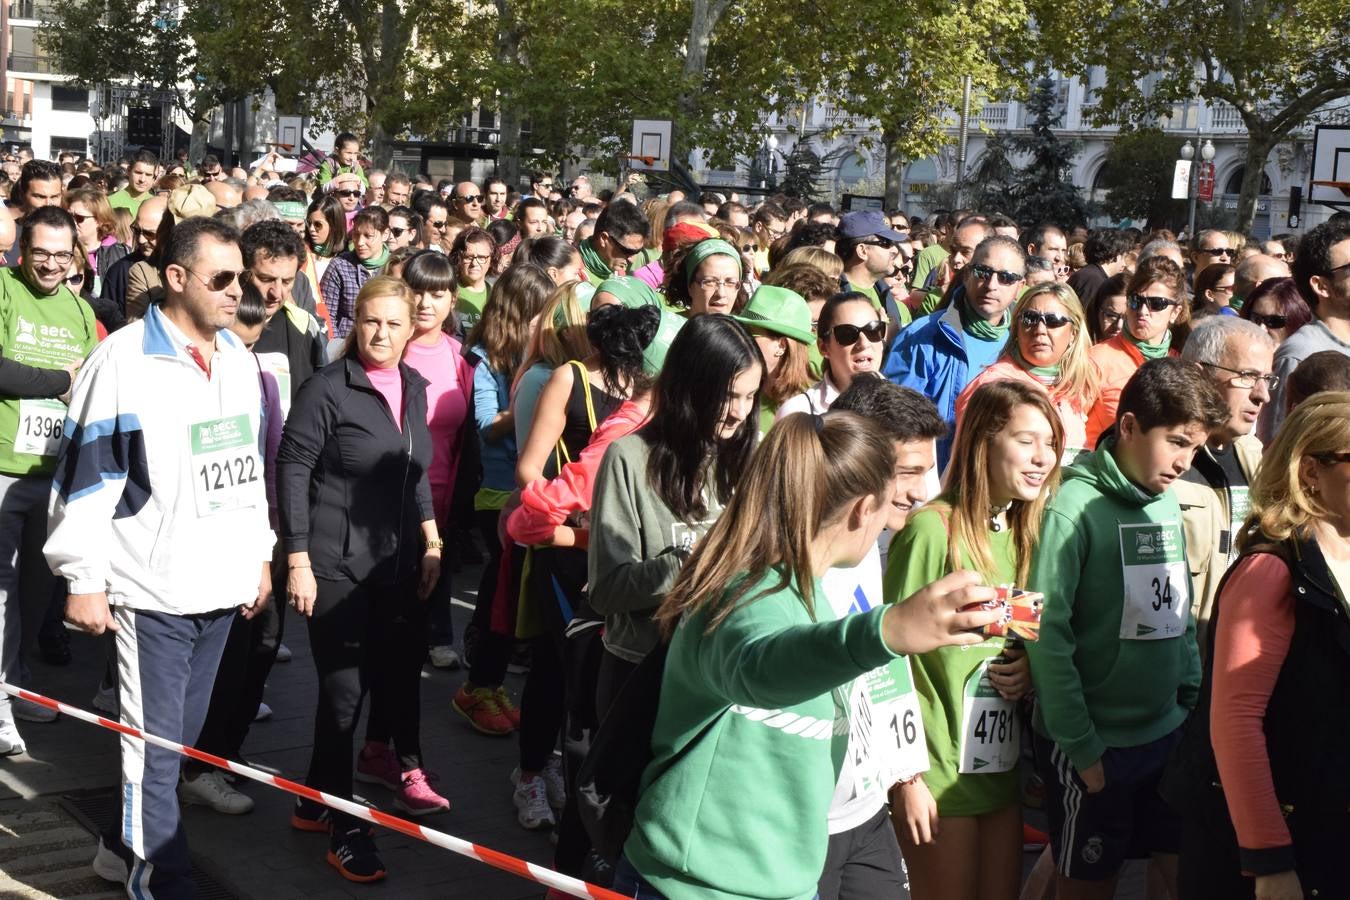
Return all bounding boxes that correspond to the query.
[764,134,780,192]
[1180,135,1216,239]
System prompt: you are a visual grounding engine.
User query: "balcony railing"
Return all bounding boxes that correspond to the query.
[1208,103,1245,131]
[977,103,1009,128]
[7,0,56,19]
[7,54,55,74]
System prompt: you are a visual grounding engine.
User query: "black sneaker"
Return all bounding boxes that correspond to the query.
[290,796,331,833]
[327,827,386,883]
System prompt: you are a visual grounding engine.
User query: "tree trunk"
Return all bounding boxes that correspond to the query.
[673,0,731,168]
[883,129,904,208]
[369,115,393,168]
[494,3,523,189]
[1235,130,1276,234]
[189,117,210,168]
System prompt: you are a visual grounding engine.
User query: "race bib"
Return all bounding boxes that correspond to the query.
[957,659,1019,774]
[190,414,262,517]
[1227,486,1251,562]
[13,398,66,457]
[1118,522,1189,640]
[850,658,928,797]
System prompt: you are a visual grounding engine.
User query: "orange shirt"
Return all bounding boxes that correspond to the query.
[1085,334,1178,447]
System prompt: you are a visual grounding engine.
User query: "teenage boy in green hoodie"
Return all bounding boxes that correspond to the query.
[1026,358,1228,898]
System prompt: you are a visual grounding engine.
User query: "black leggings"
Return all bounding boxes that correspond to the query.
[518,631,565,772]
[468,508,511,688]
[305,574,423,827]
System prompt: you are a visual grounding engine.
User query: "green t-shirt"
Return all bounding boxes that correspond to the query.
[457,284,489,330]
[107,188,148,214]
[847,280,882,311]
[0,269,97,476]
[884,505,1020,817]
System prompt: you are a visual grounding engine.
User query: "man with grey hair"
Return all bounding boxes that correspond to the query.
[1175,315,1276,650]
[1138,238,1185,270]
[1190,228,1235,278]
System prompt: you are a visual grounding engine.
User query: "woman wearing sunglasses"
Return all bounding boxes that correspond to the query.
[319,206,391,342]
[1241,276,1311,345]
[778,291,886,417]
[1192,262,1238,318]
[1085,256,1188,447]
[956,282,1100,462]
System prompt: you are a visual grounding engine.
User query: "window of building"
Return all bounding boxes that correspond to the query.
[50,86,87,112]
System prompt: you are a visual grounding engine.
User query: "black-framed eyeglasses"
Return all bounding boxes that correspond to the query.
[1199,246,1234,258]
[1323,261,1350,277]
[605,234,644,258]
[1019,310,1073,330]
[1128,294,1180,312]
[1249,312,1288,330]
[1200,361,1279,391]
[185,268,242,291]
[825,321,886,345]
[969,262,1023,286]
[1101,310,1126,326]
[29,248,75,265]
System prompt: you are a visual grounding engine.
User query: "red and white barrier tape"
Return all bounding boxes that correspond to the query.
[0,682,626,900]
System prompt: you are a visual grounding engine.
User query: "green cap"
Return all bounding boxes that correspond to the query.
[643,310,687,375]
[732,285,815,345]
[595,276,660,310]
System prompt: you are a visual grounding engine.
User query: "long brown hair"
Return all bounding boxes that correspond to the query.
[939,380,1063,585]
[655,411,895,637]
[467,264,555,374]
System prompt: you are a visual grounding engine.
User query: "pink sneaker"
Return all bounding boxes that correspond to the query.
[394,768,449,817]
[354,743,401,791]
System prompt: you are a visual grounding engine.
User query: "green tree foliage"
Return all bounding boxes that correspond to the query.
[1097,129,1187,228]
[1033,0,1350,231]
[1004,74,1093,226]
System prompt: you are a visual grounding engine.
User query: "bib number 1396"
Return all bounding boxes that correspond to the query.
[13,398,66,457]
[190,414,262,517]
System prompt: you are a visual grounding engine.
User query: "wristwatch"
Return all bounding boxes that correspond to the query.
[425,538,445,550]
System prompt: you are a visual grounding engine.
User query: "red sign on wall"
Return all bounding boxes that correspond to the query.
[1197,162,1216,202]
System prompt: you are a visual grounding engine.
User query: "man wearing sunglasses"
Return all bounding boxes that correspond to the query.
[1175,316,1274,649]
[52,217,273,899]
[450,181,489,228]
[316,132,368,191]
[836,210,913,336]
[94,196,167,331]
[0,207,98,748]
[885,235,1027,466]
[1266,219,1350,438]
[1189,229,1233,280]
[577,200,649,284]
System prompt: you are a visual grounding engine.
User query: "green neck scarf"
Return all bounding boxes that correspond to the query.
[313,242,328,257]
[1012,344,1061,383]
[359,246,390,271]
[959,297,1010,341]
[1125,325,1172,360]
[578,238,613,281]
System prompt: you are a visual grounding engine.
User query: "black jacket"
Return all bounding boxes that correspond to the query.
[94,249,144,332]
[277,355,435,584]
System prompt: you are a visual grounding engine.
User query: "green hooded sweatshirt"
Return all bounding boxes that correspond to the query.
[624,568,896,900]
[1025,437,1201,772]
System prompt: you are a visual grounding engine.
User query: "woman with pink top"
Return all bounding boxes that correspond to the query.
[955,282,1100,462]
[1169,392,1350,900]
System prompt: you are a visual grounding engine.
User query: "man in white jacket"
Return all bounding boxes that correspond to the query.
[47,216,275,900]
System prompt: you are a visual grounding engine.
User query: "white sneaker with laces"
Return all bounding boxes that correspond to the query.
[543,756,566,809]
[12,697,56,723]
[177,771,254,814]
[0,719,25,757]
[512,774,555,830]
[428,645,463,669]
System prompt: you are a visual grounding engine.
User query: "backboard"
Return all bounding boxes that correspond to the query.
[1310,124,1350,210]
[628,120,672,173]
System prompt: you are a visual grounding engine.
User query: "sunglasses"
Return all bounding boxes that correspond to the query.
[1128,294,1180,312]
[1199,247,1233,258]
[826,321,886,345]
[1316,452,1350,465]
[969,262,1023,286]
[1019,310,1073,330]
[335,189,362,198]
[861,238,896,250]
[427,219,448,230]
[606,234,644,258]
[186,268,242,291]
[389,227,407,238]
[70,212,94,224]
[1249,312,1288,330]
[66,273,84,285]
[457,195,483,204]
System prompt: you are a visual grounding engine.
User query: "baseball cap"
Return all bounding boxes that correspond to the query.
[837,210,908,242]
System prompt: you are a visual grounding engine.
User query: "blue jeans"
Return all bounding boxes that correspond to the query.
[613,857,667,900]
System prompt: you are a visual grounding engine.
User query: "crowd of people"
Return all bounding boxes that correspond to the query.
[0,132,1346,900]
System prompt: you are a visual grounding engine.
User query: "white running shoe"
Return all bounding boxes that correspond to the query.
[91,835,131,883]
[0,719,25,757]
[543,756,566,810]
[512,774,555,830]
[428,645,463,669]
[177,771,255,814]
[12,697,56,723]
